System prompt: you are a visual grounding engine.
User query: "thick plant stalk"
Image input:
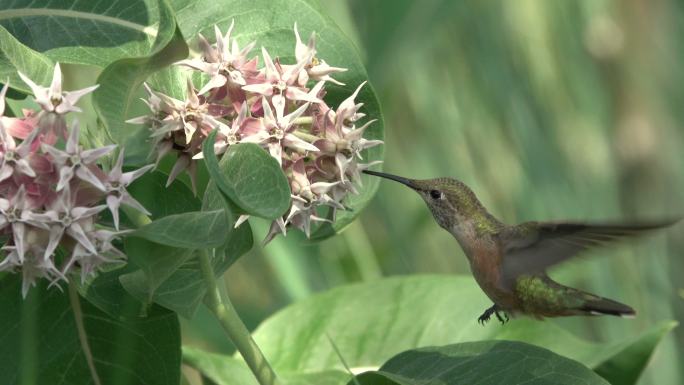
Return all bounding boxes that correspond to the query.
[69,282,102,385]
[198,249,281,385]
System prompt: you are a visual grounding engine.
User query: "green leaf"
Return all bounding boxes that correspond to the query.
[131,209,230,248]
[183,346,351,385]
[203,133,291,219]
[127,169,201,217]
[76,263,148,319]
[593,321,678,385]
[0,26,55,95]
[114,170,254,318]
[0,0,166,68]
[92,0,188,152]
[170,0,384,236]
[251,275,673,384]
[354,341,609,385]
[123,222,253,318]
[0,275,181,385]
[120,238,194,304]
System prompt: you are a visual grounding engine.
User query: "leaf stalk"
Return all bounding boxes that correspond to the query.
[198,249,281,385]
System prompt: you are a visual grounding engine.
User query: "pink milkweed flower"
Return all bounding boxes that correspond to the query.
[0,185,48,262]
[18,63,98,139]
[242,47,322,113]
[105,150,153,230]
[288,158,340,207]
[41,121,115,191]
[63,229,126,284]
[0,121,38,182]
[293,23,347,87]
[177,21,258,94]
[18,64,99,115]
[151,79,226,145]
[29,185,107,260]
[1,244,63,298]
[194,102,262,159]
[252,97,319,165]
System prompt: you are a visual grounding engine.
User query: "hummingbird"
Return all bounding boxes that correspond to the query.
[363,170,676,325]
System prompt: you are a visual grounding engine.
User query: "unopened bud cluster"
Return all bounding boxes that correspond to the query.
[130,21,383,242]
[0,65,152,297]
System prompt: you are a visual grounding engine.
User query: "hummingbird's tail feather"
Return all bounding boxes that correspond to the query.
[578,295,636,318]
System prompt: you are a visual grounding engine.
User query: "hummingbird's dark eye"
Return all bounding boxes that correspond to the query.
[429,189,442,200]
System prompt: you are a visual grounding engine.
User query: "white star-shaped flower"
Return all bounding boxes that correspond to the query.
[18,63,99,115]
[41,121,116,191]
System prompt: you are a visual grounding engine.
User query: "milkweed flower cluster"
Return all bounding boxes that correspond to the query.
[0,65,153,297]
[130,21,383,242]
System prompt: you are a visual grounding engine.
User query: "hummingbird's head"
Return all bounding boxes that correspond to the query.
[363,170,486,231]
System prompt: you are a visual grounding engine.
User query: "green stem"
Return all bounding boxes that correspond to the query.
[198,249,281,385]
[292,129,319,143]
[69,281,102,385]
[292,116,313,126]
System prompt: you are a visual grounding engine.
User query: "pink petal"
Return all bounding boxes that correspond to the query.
[44,225,66,261]
[0,165,13,182]
[15,159,36,177]
[58,85,99,115]
[81,144,116,164]
[120,192,150,216]
[12,222,26,262]
[76,166,106,191]
[56,166,75,191]
[120,164,153,185]
[198,75,228,95]
[166,155,190,187]
[66,222,98,255]
[285,86,322,104]
[242,82,274,96]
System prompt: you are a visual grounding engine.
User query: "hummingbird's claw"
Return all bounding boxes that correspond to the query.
[478,305,509,325]
[478,305,496,325]
[494,310,509,324]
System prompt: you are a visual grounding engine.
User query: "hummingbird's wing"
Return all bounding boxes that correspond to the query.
[499,220,677,284]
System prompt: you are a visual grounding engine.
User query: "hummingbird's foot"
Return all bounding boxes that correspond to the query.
[478,305,509,325]
[494,310,510,324]
[477,305,497,325]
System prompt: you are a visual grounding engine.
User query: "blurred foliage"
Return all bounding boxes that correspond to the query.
[183,1,684,384]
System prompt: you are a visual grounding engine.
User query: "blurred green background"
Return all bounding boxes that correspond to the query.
[183,1,684,384]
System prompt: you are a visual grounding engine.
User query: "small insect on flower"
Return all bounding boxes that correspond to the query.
[0,66,154,298]
[132,21,383,243]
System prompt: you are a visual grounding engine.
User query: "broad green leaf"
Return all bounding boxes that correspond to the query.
[0,275,181,385]
[127,169,201,217]
[354,341,609,385]
[169,0,384,237]
[116,170,254,318]
[92,0,188,155]
[183,346,351,385]
[203,132,291,219]
[251,275,674,384]
[120,238,194,304]
[593,321,677,385]
[131,209,230,248]
[124,222,253,318]
[76,263,148,319]
[0,0,165,68]
[0,26,54,95]
[79,169,197,316]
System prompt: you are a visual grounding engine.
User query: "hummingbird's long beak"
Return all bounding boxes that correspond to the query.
[363,170,417,189]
